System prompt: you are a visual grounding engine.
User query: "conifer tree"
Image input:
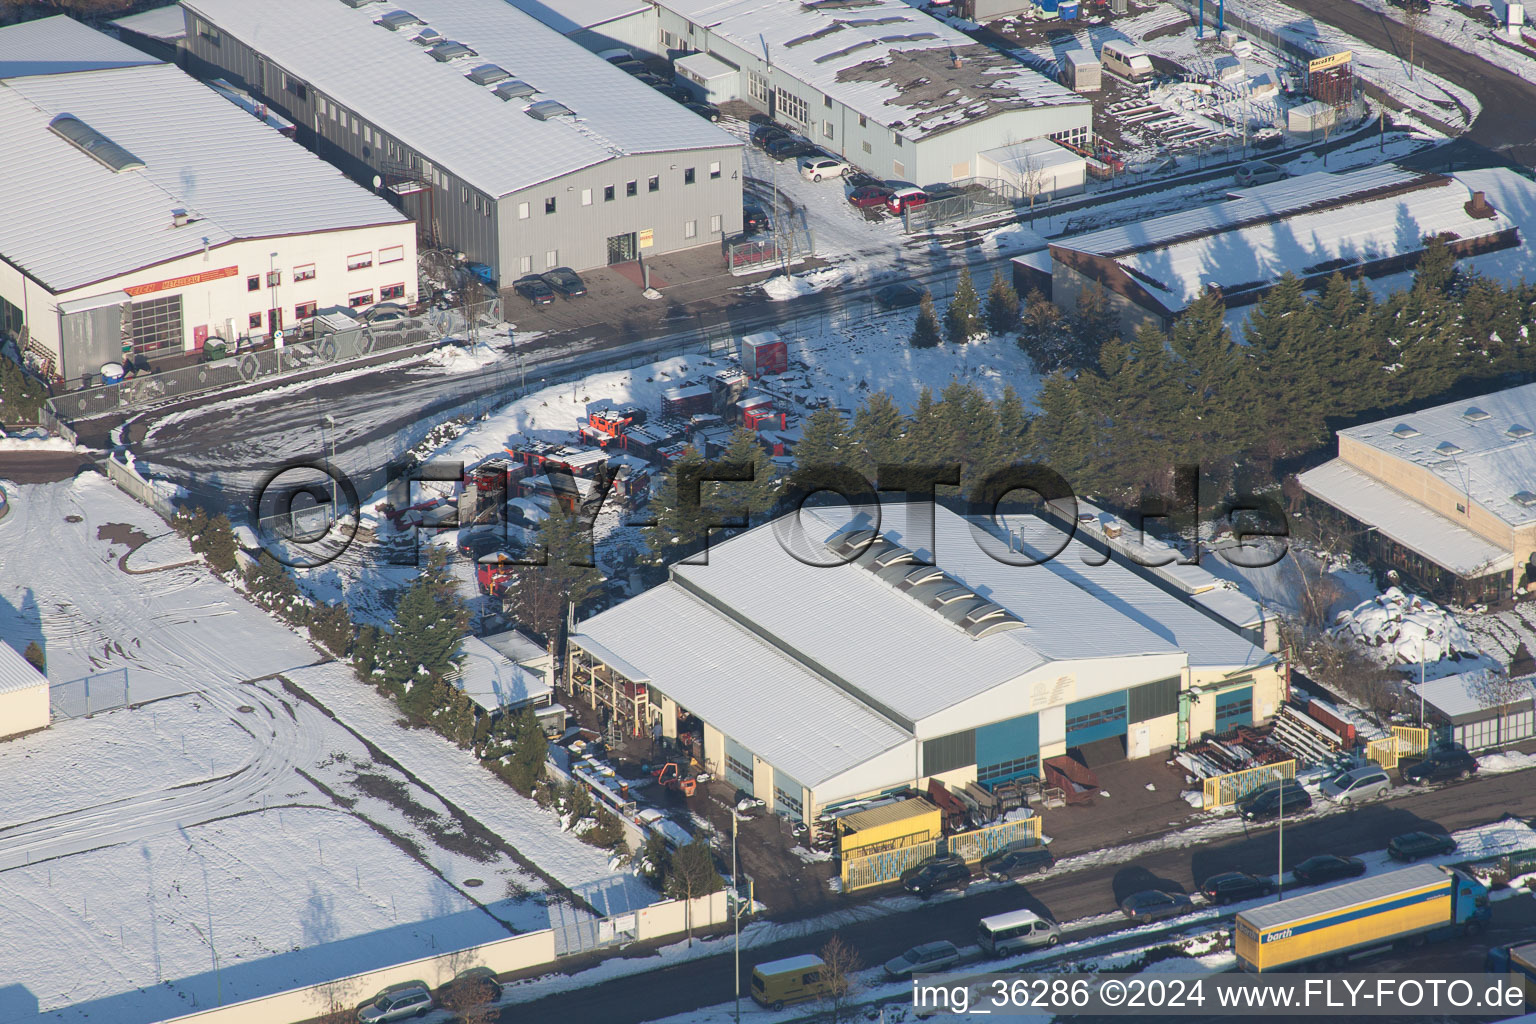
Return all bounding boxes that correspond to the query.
[379,547,469,699]
[1413,234,1457,297]
[794,407,851,476]
[910,291,941,348]
[308,600,353,658]
[1018,290,1070,372]
[851,392,907,480]
[995,384,1031,464]
[944,267,982,344]
[903,387,944,466]
[714,426,781,520]
[984,270,1021,335]
[1023,370,1093,489]
[23,641,44,673]
[1069,283,1117,368]
[499,706,548,795]
[1167,289,1244,475]
[642,446,712,563]
[934,381,1002,488]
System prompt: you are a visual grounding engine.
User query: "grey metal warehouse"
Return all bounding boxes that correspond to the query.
[518,0,1093,187]
[180,0,745,278]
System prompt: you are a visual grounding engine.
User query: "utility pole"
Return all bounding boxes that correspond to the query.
[324,413,338,518]
[733,810,742,1024]
[1276,774,1285,902]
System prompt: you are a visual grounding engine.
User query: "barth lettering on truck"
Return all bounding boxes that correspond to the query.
[1487,940,1536,1000]
[1234,864,1490,973]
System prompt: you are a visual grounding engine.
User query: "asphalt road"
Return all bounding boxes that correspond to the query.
[500,770,1536,1024]
[1286,0,1536,168]
[0,450,93,484]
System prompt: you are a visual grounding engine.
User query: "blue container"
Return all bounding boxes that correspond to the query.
[1037,0,1059,12]
[1060,0,1079,17]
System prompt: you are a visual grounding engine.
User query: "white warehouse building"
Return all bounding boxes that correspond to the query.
[515,0,1094,187]
[0,17,416,385]
[570,503,1281,822]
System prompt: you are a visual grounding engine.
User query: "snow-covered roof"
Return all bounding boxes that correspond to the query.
[502,0,650,33]
[1336,381,1536,533]
[978,138,1086,175]
[1298,459,1514,577]
[110,6,191,43]
[477,628,550,667]
[0,640,48,696]
[675,51,738,82]
[0,14,158,79]
[1057,165,1430,259]
[654,0,1084,138]
[1113,175,1511,310]
[183,0,739,199]
[452,635,551,714]
[1417,670,1536,720]
[573,584,911,788]
[0,61,407,293]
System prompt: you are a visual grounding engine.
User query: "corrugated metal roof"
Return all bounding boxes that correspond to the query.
[1240,864,1450,932]
[110,6,191,43]
[0,60,408,293]
[573,583,910,788]
[502,0,650,33]
[0,640,48,696]
[1416,670,1536,720]
[0,14,158,79]
[1337,376,1536,532]
[836,796,937,834]
[452,635,550,714]
[183,0,740,199]
[1298,459,1514,577]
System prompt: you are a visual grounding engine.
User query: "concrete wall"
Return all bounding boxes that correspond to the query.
[1185,665,1283,739]
[0,682,49,738]
[1050,259,1163,341]
[151,891,727,1024]
[702,720,725,776]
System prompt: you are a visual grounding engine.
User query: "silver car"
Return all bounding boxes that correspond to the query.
[358,983,433,1022]
[1320,765,1392,804]
[884,940,962,979]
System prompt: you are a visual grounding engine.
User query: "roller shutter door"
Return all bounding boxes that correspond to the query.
[1065,690,1127,747]
[1215,686,1253,731]
[724,736,753,793]
[976,713,1039,787]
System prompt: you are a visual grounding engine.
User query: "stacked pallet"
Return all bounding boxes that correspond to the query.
[1269,704,1344,765]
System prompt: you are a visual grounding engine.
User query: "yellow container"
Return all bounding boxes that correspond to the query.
[836,798,941,859]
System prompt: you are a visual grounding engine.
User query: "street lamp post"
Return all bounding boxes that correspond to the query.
[733,810,741,1024]
[324,413,338,518]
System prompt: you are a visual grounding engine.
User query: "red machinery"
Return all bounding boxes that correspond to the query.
[654,762,697,797]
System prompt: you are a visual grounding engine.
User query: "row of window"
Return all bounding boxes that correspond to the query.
[1065,705,1126,734]
[510,214,720,273]
[977,754,1040,785]
[774,784,803,817]
[244,251,399,293]
[514,165,723,220]
[1213,695,1253,726]
[726,754,754,786]
[245,285,404,328]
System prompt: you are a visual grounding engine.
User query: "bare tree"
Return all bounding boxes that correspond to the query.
[458,275,490,349]
[1403,1,1425,81]
[1298,629,1401,726]
[818,933,863,1024]
[1468,671,1532,750]
[312,976,363,1024]
[419,248,457,296]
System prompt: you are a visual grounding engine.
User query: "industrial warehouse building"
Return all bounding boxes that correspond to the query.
[1016,164,1527,338]
[1416,669,1536,752]
[569,503,1281,822]
[0,17,416,384]
[1300,382,1536,606]
[181,0,745,279]
[0,641,50,740]
[518,0,1093,187]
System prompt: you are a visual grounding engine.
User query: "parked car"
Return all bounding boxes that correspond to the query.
[1236,778,1312,821]
[653,84,694,104]
[799,156,849,182]
[1234,160,1286,186]
[632,72,665,88]
[362,302,409,324]
[1200,871,1276,905]
[1401,744,1477,785]
[766,136,818,161]
[1388,830,1457,862]
[901,855,972,898]
[883,940,962,979]
[1119,889,1193,925]
[1292,854,1367,886]
[597,47,635,64]
[1321,765,1393,803]
[686,102,723,122]
[751,124,793,149]
[438,966,501,1005]
[357,982,433,1023]
[874,282,924,310]
[886,186,929,214]
[540,267,588,298]
[742,201,771,234]
[462,262,497,289]
[514,274,556,305]
[982,842,1055,881]
[1389,0,1431,11]
[848,184,895,209]
[613,59,649,75]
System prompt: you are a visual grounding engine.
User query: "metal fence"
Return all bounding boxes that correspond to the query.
[726,224,815,276]
[904,178,1020,234]
[947,816,1043,864]
[1201,759,1297,808]
[105,451,178,520]
[44,300,498,427]
[840,816,1045,892]
[50,667,131,719]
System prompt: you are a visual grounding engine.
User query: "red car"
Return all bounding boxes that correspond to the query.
[886,187,928,214]
[848,185,894,209]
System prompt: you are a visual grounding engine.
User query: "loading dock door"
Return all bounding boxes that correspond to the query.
[1214,686,1253,731]
[723,735,754,793]
[976,712,1039,787]
[1065,690,1127,748]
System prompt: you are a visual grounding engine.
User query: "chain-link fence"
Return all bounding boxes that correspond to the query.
[50,668,131,719]
[45,300,499,428]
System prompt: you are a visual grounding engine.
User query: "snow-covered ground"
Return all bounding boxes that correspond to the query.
[1351,0,1536,83]
[0,426,81,452]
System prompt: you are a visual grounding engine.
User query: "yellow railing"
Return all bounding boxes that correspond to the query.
[1367,737,1399,769]
[1392,725,1430,758]
[1202,760,1296,809]
[839,816,1045,892]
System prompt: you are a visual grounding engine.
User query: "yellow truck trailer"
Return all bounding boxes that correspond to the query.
[1486,940,1536,1000]
[1235,864,1490,972]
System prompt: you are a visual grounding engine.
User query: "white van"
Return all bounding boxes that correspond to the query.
[978,908,1062,957]
[1100,41,1154,80]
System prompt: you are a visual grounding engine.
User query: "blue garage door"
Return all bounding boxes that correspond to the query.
[723,736,754,793]
[1065,690,1128,747]
[976,713,1039,788]
[1214,686,1253,731]
[772,769,805,821]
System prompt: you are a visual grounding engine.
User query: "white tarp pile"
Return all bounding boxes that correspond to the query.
[1331,587,1476,664]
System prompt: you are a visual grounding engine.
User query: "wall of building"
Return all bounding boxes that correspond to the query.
[1185,665,1282,738]
[498,147,742,276]
[0,684,49,739]
[568,9,662,56]
[702,720,725,777]
[1050,259,1164,340]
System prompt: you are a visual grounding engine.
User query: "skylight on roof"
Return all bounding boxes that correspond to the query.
[428,41,474,62]
[1514,491,1536,507]
[467,63,511,86]
[374,9,421,30]
[1391,423,1421,438]
[1436,441,1464,456]
[48,114,144,174]
[1509,424,1533,439]
[525,99,574,120]
[493,79,536,101]
[1463,406,1491,421]
[411,27,442,46]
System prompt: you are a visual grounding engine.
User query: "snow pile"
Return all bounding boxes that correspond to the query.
[122,531,196,572]
[0,427,77,452]
[1478,750,1536,775]
[761,266,853,301]
[427,342,502,372]
[1332,587,1477,664]
[790,845,833,863]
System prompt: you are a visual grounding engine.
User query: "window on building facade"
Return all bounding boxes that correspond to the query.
[893,132,903,147]
[823,120,833,139]
[519,255,532,274]
[295,301,317,319]
[379,246,403,265]
[859,113,867,127]
[747,72,770,105]
[648,175,659,193]
[380,283,405,301]
[777,88,808,125]
[545,196,557,214]
[347,253,372,271]
[545,250,558,269]
[604,185,615,201]
[266,270,281,287]
[518,201,530,219]
[684,219,697,239]
[709,161,721,179]
[862,140,872,154]
[581,188,592,206]
[248,312,263,329]
[626,180,637,197]
[823,93,833,108]
[293,264,316,282]
[893,160,904,177]
[348,291,373,309]
[247,275,260,291]
[283,75,307,102]
[710,214,721,233]
[684,167,695,185]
